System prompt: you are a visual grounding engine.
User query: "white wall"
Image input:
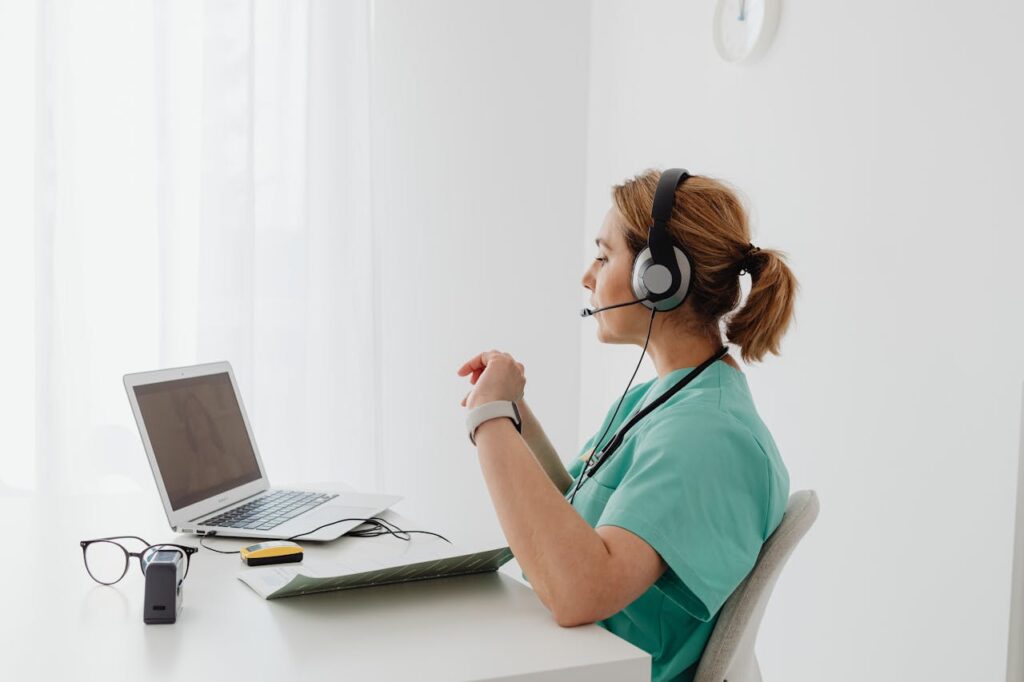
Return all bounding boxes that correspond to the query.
[583,2,1024,680]
[370,0,591,546]
[0,0,36,493]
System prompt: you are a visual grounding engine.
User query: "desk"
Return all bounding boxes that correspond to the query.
[1,491,650,681]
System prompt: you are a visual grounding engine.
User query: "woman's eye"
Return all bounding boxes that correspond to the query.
[594,256,607,265]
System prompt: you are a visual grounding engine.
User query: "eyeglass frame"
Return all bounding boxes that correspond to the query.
[79,535,198,586]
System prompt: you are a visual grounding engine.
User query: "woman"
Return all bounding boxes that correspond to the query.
[457,169,797,682]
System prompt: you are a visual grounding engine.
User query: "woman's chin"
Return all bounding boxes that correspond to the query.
[595,325,634,345]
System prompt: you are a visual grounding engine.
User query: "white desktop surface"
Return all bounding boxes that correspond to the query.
[1,488,650,681]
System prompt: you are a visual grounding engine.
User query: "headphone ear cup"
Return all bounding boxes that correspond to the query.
[631,246,693,312]
[630,247,656,300]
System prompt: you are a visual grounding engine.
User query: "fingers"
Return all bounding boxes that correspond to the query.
[458,352,494,406]
[456,357,480,376]
[457,349,496,376]
[457,351,525,408]
[456,349,505,376]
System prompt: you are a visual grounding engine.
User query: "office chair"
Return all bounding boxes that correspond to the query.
[693,489,820,682]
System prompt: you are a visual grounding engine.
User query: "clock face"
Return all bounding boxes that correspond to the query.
[713,0,777,63]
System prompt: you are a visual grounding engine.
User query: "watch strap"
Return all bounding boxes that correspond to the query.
[466,401,522,446]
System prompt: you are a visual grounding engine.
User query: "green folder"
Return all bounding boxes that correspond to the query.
[239,546,514,599]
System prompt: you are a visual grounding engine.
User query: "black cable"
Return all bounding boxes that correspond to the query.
[199,534,242,554]
[345,516,417,540]
[286,516,451,544]
[198,516,452,555]
[568,305,658,505]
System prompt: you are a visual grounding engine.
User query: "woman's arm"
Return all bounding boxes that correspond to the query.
[473,418,666,627]
[459,350,664,626]
[517,398,573,494]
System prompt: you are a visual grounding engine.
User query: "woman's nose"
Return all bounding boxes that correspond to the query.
[582,261,596,290]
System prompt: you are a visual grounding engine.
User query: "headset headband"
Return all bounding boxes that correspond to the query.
[644,169,690,301]
[651,168,690,229]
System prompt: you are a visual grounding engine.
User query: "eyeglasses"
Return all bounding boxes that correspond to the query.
[79,535,197,586]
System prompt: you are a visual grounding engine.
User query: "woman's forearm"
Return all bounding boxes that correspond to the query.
[517,398,573,494]
[472,417,612,625]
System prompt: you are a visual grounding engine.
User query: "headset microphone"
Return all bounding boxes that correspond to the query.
[579,298,647,317]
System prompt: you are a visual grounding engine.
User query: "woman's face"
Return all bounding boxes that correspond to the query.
[581,207,649,345]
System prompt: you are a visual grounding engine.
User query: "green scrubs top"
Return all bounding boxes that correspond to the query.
[565,360,789,682]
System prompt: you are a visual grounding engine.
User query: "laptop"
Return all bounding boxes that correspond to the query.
[124,361,401,542]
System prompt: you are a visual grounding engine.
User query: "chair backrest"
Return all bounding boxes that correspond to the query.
[693,489,820,682]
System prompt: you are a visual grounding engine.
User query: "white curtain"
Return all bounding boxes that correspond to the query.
[0,0,379,496]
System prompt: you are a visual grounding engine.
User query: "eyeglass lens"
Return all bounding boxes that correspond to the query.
[83,540,129,585]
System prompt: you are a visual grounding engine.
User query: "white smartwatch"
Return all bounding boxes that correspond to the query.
[466,400,522,445]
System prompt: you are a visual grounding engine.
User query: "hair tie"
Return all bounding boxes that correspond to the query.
[738,243,761,276]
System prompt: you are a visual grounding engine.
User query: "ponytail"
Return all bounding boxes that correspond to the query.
[724,248,798,363]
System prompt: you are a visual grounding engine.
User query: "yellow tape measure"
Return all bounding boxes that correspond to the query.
[239,540,304,566]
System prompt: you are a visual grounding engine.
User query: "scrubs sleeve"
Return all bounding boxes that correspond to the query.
[595,411,771,622]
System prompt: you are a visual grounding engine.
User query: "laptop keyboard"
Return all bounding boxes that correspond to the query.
[201,490,338,531]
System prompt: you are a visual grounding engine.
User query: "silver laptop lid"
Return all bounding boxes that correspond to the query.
[124,362,270,531]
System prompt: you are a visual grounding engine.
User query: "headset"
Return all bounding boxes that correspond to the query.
[573,169,728,504]
[581,167,695,318]
[632,167,695,311]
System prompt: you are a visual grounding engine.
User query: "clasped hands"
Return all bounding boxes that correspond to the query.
[457,350,526,411]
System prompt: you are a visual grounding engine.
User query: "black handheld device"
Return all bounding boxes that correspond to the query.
[143,549,184,624]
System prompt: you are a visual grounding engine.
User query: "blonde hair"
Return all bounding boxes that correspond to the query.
[611,170,798,363]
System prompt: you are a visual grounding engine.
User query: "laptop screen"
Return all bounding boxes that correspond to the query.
[133,372,262,510]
